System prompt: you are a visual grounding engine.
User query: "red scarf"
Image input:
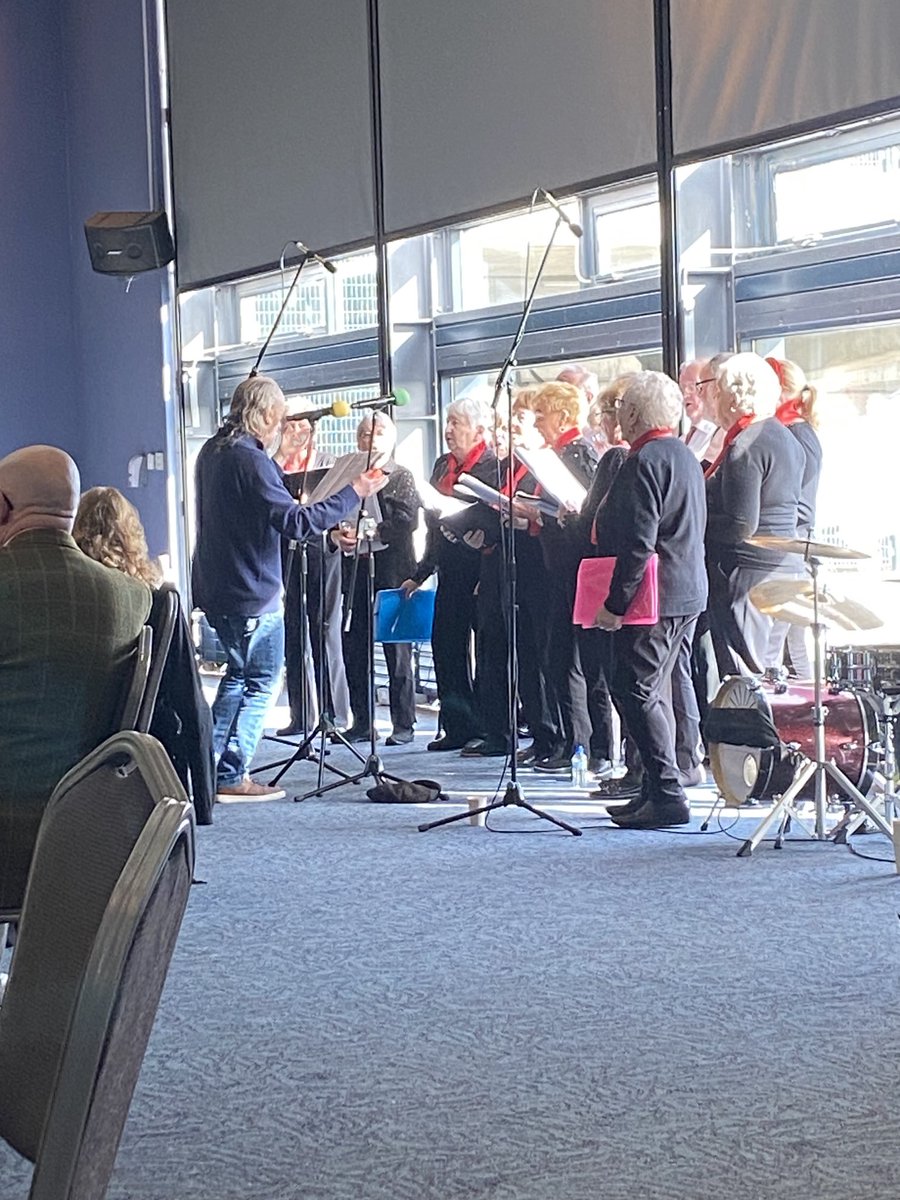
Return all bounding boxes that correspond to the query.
[553,426,582,453]
[628,428,673,456]
[280,446,315,475]
[704,414,754,479]
[504,459,529,493]
[438,440,487,495]
[775,398,805,426]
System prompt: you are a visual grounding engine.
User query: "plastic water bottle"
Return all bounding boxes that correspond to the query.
[571,744,589,790]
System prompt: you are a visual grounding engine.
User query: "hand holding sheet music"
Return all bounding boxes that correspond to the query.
[515,447,588,513]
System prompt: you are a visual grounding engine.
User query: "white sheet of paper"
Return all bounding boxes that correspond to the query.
[306,451,372,504]
[515,446,588,513]
[418,479,473,519]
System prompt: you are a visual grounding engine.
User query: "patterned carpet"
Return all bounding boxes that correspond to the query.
[2,715,900,1199]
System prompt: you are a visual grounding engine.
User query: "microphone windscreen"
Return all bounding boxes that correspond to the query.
[392,387,410,408]
[332,399,352,418]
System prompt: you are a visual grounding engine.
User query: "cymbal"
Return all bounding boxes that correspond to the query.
[745,535,869,560]
[749,577,884,632]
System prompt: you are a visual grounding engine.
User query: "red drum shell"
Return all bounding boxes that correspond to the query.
[709,677,877,805]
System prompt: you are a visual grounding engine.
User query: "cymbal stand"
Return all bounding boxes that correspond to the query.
[737,556,892,856]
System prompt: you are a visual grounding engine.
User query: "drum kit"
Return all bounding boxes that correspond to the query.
[705,536,899,856]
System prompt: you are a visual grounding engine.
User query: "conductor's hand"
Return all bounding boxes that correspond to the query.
[352,468,388,499]
[400,578,420,596]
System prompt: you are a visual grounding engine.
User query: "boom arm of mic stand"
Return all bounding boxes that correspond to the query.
[491,212,564,408]
[250,252,310,377]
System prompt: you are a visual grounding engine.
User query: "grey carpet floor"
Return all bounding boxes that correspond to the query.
[2,713,900,1199]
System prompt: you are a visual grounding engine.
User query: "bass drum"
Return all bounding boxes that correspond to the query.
[708,676,879,805]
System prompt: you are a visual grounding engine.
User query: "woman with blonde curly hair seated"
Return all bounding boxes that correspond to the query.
[73,486,215,822]
[72,486,162,587]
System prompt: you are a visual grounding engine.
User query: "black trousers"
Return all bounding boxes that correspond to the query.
[342,558,416,734]
[669,621,702,772]
[608,615,699,804]
[432,566,481,742]
[708,562,790,678]
[284,540,350,729]
[544,568,605,756]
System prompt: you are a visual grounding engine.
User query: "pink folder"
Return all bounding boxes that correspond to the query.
[573,554,659,627]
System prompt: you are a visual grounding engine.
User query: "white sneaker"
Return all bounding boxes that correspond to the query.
[216,778,286,803]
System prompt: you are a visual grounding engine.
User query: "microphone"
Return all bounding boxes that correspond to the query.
[285,399,352,422]
[350,387,411,412]
[538,188,583,238]
[292,240,337,274]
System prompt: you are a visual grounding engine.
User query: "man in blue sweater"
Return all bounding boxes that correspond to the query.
[192,375,385,801]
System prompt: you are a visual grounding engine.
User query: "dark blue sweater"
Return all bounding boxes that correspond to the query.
[191,430,359,616]
[593,435,708,618]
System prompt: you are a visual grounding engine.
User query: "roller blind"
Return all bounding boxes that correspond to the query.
[378,0,657,237]
[672,0,900,159]
[166,0,375,290]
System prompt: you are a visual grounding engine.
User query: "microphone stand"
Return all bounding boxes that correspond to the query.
[256,422,359,792]
[295,416,415,802]
[418,214,581,836]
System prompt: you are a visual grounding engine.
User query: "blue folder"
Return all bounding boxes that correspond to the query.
[374,587,436,643]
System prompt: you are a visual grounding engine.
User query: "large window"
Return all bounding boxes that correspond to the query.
[235,250,378,345]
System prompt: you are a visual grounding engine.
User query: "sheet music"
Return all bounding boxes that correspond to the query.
[456,473,557,519]
[515,446,588,513]
[306,451,372,504]
[418,479,474,519]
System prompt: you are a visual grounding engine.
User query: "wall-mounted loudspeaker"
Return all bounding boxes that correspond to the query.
[84,210,175,275]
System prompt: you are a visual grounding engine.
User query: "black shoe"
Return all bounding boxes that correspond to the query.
[517,746,537,765]
[603,795,644,817]
[275,722,305,737]
[386,728,414,746]
[590,770,644,799]
[610,799,690,829]
[461,739,507,758]
[344,725,376,744]
[532,754,573,774]
[427,735,469,752]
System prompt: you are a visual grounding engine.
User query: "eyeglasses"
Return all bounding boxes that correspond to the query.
[695,378,715,389]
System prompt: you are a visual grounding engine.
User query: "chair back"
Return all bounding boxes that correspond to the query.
[0,732,192,1173]
[29,800,194,1200]
[117,625,153,731]
[137,585,180,733]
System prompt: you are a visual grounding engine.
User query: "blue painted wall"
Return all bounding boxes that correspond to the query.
[0,0,172,558]
[0,0,82,461]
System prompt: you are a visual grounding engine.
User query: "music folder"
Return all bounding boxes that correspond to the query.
[573,554,659,627]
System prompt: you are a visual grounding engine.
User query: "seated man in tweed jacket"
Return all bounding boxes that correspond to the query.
[0,445,151,911]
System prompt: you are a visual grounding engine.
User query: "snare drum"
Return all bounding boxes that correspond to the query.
[831,645,900,695]
[708,676,878,805]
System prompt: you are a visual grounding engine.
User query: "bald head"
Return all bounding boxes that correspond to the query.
[0,445,81,546]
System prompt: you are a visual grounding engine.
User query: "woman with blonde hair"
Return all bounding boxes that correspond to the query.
[73,486,215,822]
[72,486,162,586]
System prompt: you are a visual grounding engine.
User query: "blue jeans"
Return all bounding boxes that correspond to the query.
[207,611,285,786]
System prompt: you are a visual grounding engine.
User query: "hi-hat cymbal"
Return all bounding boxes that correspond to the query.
[748,577,884,631]
[745,535,869,560]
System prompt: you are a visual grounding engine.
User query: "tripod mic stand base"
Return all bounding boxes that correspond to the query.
[417,779,582,835]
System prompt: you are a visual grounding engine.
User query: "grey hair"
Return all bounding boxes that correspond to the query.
[619,371,684,435]
[716,353,780,418]
[357,409,397,446]
[226,375,285,440]
[447,394,494,435]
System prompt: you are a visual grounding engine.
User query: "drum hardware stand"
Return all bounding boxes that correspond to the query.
[419,200,581,836]
[737,556,892,856]
[830,691,900,843]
